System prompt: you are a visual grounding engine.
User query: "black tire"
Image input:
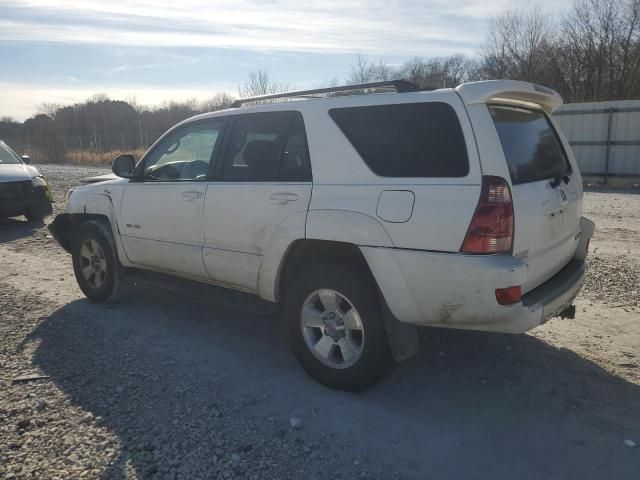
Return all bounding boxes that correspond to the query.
[72,220,122,303]
[284,263,392,391]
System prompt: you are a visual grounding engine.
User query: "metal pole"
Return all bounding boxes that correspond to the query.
[604,108,614,185]
[139,119,143,148]
[121,133,125,151]
[93,123,98,151]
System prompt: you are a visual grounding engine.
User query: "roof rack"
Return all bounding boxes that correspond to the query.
[230,80,425,108]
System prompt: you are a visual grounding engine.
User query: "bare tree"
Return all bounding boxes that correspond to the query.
[315,77,342,89]
[200,92,235,112]
[557,0,640,101]
[37,103,61,120]
[480,8,553,83]
[479,1,640,101]
[347,54,398,84]
[348,54,375,83]
[397,55,479,88]
[238,70,289,98]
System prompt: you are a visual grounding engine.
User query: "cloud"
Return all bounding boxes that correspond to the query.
[0,0,570,120]
[0,0,491,56]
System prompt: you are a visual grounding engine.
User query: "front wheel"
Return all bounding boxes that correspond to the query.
[284,264,392,391]
[72,220,121,303]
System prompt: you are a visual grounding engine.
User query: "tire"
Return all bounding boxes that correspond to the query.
[284,263,392,391]
[71,220,122,303]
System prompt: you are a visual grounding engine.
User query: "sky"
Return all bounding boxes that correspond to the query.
[0,0,570,121]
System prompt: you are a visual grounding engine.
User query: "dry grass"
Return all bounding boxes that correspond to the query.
[63,149,146,166]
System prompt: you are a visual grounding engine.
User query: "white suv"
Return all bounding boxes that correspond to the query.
[50,80,594,390]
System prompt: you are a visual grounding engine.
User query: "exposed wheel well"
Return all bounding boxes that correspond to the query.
[277,239,375,302]
[50,213,113,252]
[277,239,420,363]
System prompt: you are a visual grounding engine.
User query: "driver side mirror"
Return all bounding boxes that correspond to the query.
[112,154,135,178]
[21,155,31,164]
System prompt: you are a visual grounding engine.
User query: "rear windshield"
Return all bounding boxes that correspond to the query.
[329,102,469,178]
[0,143,21,165]
[489,105,571,185]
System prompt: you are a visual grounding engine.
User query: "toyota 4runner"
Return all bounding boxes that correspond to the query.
[49,80,594,390]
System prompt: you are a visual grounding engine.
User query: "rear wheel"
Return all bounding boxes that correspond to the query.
[284,264,392,391]
[72,221,121,303]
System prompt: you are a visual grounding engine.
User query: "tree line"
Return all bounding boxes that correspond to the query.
[350,0,640,102]
[1,0,638,163]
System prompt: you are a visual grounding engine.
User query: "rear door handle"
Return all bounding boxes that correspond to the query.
[181,190,203,201]
[269,192,299,204]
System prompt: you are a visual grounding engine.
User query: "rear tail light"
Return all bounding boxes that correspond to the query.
[461,176,514,254]
[495,286,522,305]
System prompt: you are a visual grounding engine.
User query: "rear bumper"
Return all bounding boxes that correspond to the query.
[361,216,594,334]
[522,259,585,321]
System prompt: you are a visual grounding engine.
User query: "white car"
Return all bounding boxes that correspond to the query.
[49,80,594,390]
[0,140,53,221]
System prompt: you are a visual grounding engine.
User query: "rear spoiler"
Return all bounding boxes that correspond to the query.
[455,80,563,114]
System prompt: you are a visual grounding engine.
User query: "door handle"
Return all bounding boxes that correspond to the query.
[181,190,203,200]
[269,192,299,204]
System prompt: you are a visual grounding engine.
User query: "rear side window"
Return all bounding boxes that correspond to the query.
[222,111,311,182]
[489,105,571,185]
[329,102,469,177]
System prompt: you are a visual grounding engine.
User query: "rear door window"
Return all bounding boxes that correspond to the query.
[221,111,311,182]
[329,102,469,177]
[489,105,571,185]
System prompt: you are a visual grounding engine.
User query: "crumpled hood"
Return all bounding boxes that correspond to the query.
[0,163,35,183]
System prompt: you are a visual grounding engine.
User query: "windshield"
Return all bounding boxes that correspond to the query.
[0,142,22,165]
[489,105,571,185]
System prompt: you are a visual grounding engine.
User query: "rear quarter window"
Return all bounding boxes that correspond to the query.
[329,102,469,178]
[489,105,571,185]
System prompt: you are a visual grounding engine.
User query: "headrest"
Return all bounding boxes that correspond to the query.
[243,140,279,179]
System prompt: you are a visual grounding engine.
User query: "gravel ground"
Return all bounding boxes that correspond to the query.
[1,165,639,479]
